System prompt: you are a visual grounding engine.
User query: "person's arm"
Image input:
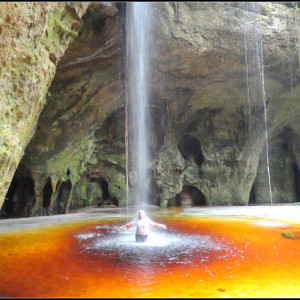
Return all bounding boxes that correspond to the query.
[118,218,136,231]
[148,218,167,230]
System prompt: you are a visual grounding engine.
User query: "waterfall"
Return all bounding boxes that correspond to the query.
[242,2,273,205]
[255,7,273,205]
[243,17,253,144]
[125,2,152,211]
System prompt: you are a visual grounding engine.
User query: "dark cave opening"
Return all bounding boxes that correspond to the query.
[43,177,53,215]
[92,17,106,33]
[56,180,72,214]
[1,174,36,217]
[248,183,256,205]
[1,177,17,216]
[292,163,300,202]
[90,177,118,206]
[178,135,204,166]
[97,178,110,202]
[172,185,207,207]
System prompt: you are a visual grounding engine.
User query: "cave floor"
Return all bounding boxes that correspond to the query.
[0,204,299,232]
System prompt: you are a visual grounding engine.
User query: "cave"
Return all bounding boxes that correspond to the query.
[42,177,53,216]
[248,183,256,205]
[88,177,114,206]
[172,185,207,207]
[56,180,72,214]
[97,178,110,203]
[1,173,36,217]
[178,135,204,166]
[292,163,300,202]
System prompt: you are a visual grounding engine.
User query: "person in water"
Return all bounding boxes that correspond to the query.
[118,209,167,243]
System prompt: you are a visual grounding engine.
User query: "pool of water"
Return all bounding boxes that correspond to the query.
[0,208,300,298]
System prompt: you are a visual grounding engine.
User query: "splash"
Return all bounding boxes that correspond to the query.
[74,224,237,267]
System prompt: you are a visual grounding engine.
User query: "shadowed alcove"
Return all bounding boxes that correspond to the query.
[1,171,36,217]
[56,180,72,214]
[170,185,207,207]
[42,177,53,216]
[178,135,204,166]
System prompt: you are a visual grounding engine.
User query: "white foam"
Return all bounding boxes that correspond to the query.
[74,226,239,265]
[75,232,103,240]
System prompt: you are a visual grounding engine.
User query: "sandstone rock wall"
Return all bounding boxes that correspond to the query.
[0,2,90,210]
[1,3,124,216]
[151,2,300,206]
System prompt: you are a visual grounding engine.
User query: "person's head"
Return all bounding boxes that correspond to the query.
[138,210,145,219]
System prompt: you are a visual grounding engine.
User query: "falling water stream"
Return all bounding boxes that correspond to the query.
[243,2,273,204]
[125,2,152,212]
[255,5,273,205]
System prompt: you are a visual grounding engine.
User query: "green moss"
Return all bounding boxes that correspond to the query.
[87,182,102,205]
[106,167,126,205]
[161,199,168,207]
[73,176,104,208]
[45,135,96,183]
[76,183,87,200]
[42,4,80,57]
[100,152,126,168]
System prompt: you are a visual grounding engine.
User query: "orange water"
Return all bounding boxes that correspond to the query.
[0,212,300,298]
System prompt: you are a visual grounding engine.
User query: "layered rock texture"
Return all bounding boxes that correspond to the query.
[0,2,90,216]
[1,2,300,217]
[151,2,300,206]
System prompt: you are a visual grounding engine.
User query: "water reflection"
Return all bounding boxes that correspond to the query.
[0,212,300,298]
